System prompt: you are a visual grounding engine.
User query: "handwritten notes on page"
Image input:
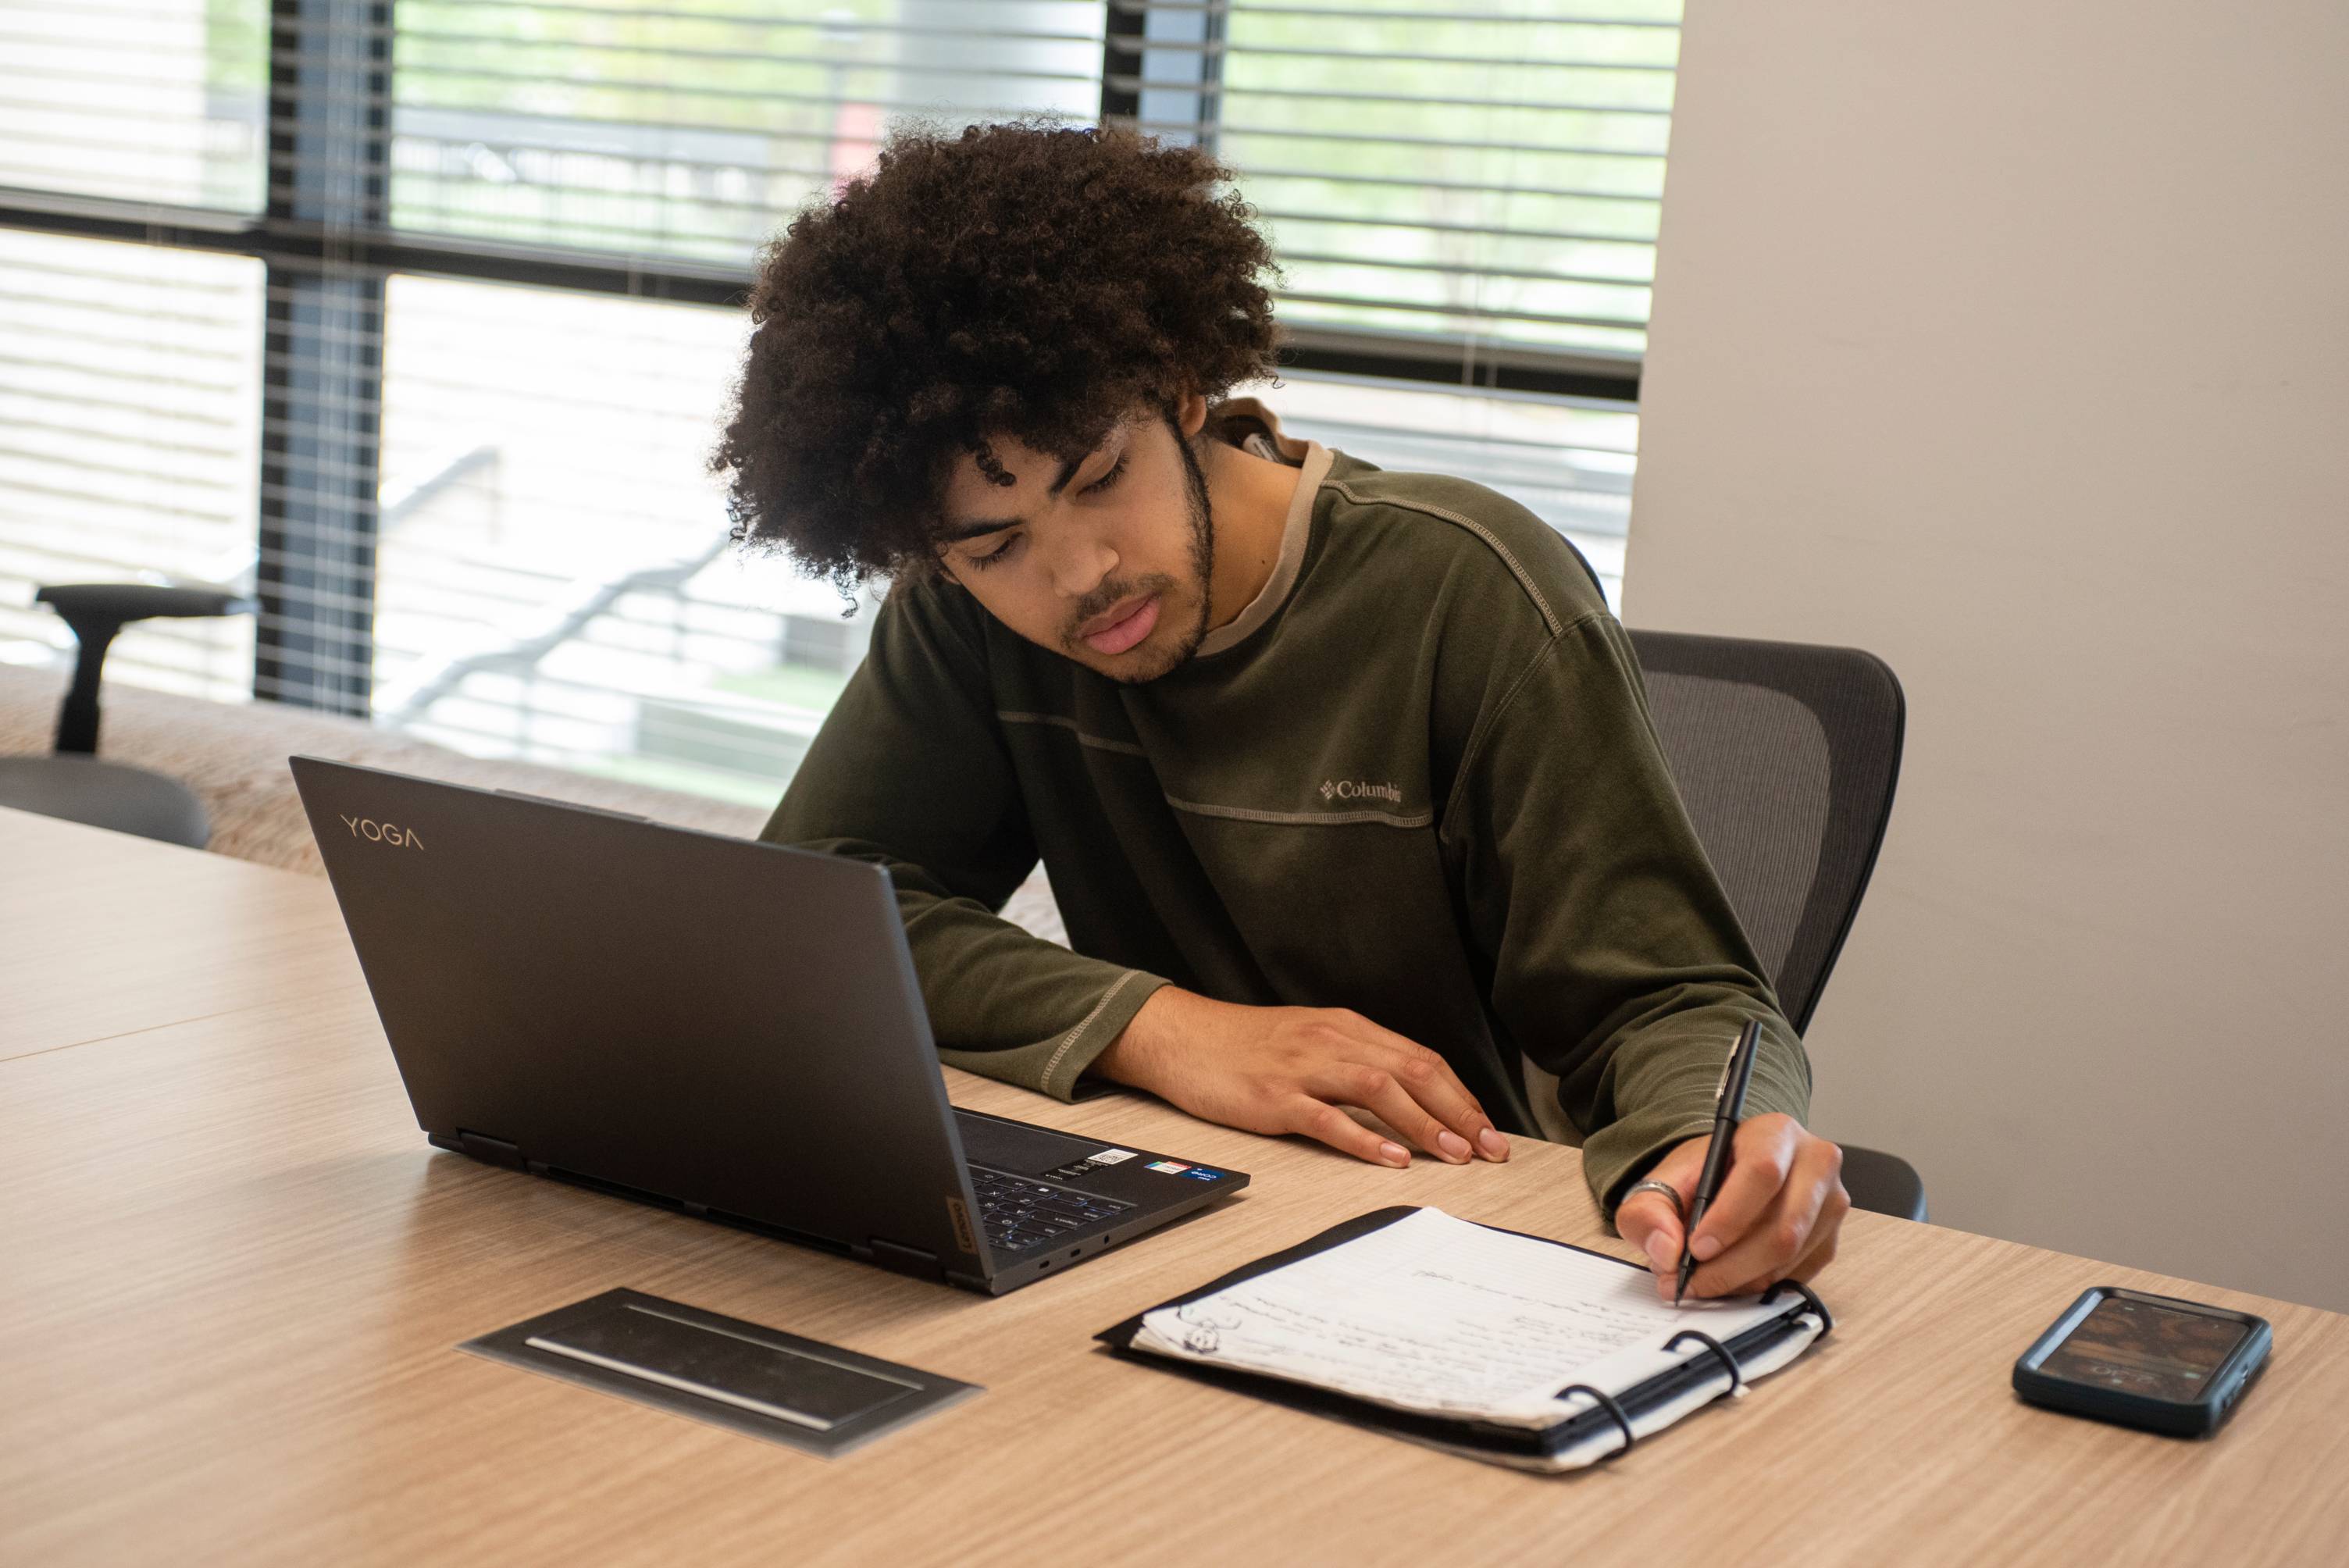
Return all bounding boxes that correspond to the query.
[1130,1207,1788,1428]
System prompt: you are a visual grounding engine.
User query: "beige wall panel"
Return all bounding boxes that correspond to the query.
[1626,2,2349,1306]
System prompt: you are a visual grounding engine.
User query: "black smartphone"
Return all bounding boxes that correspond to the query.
[2012,1286,2272,1436]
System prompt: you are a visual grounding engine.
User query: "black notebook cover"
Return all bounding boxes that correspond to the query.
[1096,1206,1827,1461]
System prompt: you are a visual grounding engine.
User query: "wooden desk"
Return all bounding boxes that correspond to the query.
[0,808,361,1062]
[4,812,2347,1565]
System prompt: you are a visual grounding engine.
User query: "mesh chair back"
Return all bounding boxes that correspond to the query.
[1521,627,1919,1212]
[1625,629,1905,1033]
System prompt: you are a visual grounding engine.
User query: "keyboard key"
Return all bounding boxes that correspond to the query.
[965,1162,1131,1256]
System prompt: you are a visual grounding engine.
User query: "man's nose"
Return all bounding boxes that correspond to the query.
[1047,524,1118,600]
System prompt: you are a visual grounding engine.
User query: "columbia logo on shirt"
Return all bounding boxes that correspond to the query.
[1321,779,1403,804]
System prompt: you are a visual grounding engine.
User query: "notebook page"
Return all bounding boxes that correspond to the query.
[1130,1207,1789,1427]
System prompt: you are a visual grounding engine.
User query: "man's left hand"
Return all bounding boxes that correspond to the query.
[1613,1114,1848,1300]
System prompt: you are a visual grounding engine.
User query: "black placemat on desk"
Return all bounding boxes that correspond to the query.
[465,1288,982,1459]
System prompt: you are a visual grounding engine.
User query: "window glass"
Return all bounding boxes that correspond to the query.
[1216,0,1680,356]
[0,0,267,211]
[375,274,857,804]
[389,0,1106,265]
[0,2,1659,805]
[0,230,262,703]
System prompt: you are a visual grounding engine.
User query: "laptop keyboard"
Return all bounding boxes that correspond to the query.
[968,1166,1131,1255]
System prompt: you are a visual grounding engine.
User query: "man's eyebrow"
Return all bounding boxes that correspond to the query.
[937,446,1102,543]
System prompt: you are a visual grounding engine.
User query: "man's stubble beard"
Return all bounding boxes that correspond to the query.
[1061,417,1216,686]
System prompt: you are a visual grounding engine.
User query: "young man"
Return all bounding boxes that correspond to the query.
[714,122,1848,1297]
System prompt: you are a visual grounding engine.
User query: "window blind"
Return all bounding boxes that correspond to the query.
[0,231,264,704]
[0,0,266,211]
[1119,0,1678,365]
[387,1,1108,268]
[0,0,1671,806]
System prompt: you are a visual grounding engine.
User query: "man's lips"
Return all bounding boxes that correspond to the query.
[1079,593,1160,656]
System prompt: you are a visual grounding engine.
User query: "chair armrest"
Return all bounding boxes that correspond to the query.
[36,581,258,626]
[1840,1142,1928,1222]
[34,581,258,755]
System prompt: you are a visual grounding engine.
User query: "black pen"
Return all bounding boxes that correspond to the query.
[1676,1018,1764,1305]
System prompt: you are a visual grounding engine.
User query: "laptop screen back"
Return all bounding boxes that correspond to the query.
[290,757,984,1276]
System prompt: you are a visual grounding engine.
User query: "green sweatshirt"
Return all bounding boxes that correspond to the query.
[762,401,1810,1213]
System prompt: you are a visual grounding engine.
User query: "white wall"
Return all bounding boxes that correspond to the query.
[1627,1,2349,1309]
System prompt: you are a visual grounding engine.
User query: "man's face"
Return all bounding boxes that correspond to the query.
[934,404,1214,684]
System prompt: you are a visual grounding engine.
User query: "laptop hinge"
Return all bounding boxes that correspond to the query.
[455,1129,526,1169]
[868,1238,944,1281]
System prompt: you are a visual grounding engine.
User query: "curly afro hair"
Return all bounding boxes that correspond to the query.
[711,120,1284,591]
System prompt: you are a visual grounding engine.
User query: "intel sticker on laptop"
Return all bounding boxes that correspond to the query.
[1178,1167,1221,1181]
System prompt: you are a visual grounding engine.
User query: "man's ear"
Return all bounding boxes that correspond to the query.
[1173,389,1210,437]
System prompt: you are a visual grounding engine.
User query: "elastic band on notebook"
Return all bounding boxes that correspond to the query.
[1762,1277,1834,1340]
[1664,1329,1743,1397]
[1552,1384,1636,1460]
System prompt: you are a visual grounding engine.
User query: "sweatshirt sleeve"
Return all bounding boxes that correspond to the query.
[1444,610,1813,1216]
[760,581,1166,1099]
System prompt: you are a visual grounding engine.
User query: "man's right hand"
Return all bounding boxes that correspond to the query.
[1090,985,1509,1167]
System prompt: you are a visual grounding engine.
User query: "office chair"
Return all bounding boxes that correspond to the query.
[1523,628,1926,1222]
[0,582,257,848]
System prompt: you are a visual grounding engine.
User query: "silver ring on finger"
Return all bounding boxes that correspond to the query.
[1623,1178,1685,1221]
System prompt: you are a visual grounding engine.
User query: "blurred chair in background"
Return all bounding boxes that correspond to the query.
[0,581,255,847]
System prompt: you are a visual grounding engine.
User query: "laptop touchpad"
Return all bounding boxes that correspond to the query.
[956,1112,1116,1175]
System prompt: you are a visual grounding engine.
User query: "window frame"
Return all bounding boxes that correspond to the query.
[0,0,1647,715]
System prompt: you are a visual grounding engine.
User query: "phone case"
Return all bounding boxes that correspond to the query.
[2012,1285,2272,1436]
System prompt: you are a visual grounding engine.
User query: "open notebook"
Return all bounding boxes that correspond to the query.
[1098,1206,1831,1471]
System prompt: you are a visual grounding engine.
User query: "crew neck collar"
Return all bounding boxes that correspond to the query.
[1196,399,1331,658]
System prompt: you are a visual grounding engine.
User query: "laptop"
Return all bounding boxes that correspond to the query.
[290,756,1246,1295]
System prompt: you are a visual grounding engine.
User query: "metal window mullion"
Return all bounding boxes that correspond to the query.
[255,0,389,717]
[1103,1,1227,155]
